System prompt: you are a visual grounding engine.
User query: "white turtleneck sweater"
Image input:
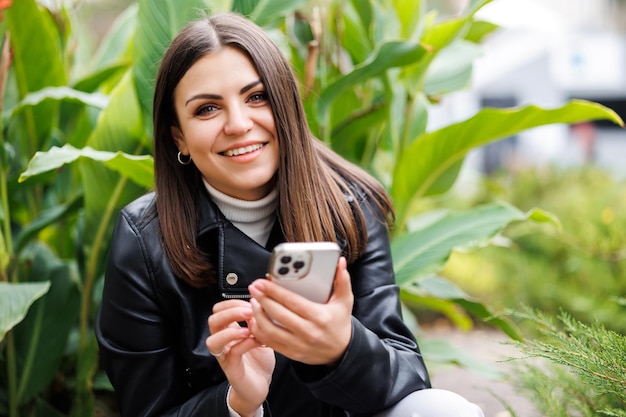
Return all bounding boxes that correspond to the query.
[203,179,279,247]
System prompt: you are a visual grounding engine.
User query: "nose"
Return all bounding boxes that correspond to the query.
[223,105,253,136]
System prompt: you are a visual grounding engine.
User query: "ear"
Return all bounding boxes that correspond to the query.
[171,125,188,153]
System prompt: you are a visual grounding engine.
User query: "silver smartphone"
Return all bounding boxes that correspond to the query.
[266,242,341,304]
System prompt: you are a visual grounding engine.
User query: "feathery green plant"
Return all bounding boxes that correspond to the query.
[508,308,626,417]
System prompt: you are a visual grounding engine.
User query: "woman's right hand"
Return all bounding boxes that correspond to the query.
[207,299,275,417]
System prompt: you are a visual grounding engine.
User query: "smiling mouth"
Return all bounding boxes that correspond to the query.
[221,143,266,157]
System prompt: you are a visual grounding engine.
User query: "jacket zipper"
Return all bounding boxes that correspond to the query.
[221,293,252,299]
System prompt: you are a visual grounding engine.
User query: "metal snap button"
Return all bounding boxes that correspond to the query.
[226,272,238,285]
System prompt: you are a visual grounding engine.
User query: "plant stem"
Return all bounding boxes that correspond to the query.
[399,94,415,157]
[0,162,18,417]
[6,332,18,417]
[78,176,127,350]
[0,157,10,282]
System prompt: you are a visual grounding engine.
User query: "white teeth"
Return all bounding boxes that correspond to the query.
[223,143,264,156]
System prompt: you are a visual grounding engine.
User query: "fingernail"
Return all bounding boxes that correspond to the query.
[249,282,265,296]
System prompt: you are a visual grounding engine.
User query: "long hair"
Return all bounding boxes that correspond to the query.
[153,12,394,287]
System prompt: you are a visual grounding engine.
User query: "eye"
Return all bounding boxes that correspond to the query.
[248,91,269,104]
[195,103,219,117]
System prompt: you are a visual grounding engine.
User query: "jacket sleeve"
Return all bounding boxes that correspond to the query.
[95,210,233,417]
[292,196,431,415]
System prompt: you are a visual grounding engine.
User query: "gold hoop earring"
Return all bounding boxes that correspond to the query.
[177,152,192,165]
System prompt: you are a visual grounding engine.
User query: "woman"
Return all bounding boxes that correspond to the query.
[96,11,484,417]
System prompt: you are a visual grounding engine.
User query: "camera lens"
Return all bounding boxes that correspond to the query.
[293,261,305,270]
[278,266,290,275]
[280,256,292,264]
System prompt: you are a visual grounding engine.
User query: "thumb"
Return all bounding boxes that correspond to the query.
[330,257,353,305]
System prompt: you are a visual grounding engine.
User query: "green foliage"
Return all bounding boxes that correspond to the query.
[0,282,50,342]
[508,308,626,416]
[393,201,557,338]
[442,166,626,332]
[0,0,623,416]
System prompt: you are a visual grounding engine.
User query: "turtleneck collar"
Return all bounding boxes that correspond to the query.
[202,178,278,246]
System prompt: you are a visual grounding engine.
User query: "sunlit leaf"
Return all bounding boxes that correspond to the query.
[133,0,207,138]
[423,40,482,96]
[391,202,555,284]
[391,100,624,231]
[19,144,153,189]
[13,245,80,403]
[0,282,50,343]
[5,0,66,150]
[464,20,500,43]
[90,3,138,71]
[9,87,109,119]
[317,41,429,122]
[409,276,522,340]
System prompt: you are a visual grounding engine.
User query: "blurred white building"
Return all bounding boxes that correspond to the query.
[432,0,626,178]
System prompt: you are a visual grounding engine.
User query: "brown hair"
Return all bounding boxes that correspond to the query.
[153,12,394,287]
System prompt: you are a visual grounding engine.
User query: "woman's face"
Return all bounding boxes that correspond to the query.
[172,47,279,201]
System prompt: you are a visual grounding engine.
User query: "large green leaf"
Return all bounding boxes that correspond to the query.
[13,244,80,404]
[420,337,504,378]
[401,0,492,92]
[391,100,624,231]
[5,0,66,94]
[90,3,138,71]
[402,16,468,86]
[73,63,130,94]
[404,276,522,340]
[9,87,109,119]
[391,202,558,285]
[464,20,500,44]
[0,282,50,343]
[423,39,482,96]
[19,144,154,189]
[5,0,67,154]
[341,3,373,64]
[76,71,151,317]
[316,41,429,123]
[15,194,84,254]
[391,0,423,41]
[133,0,208,138]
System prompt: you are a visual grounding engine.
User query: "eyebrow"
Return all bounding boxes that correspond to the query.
[184,80,263,106]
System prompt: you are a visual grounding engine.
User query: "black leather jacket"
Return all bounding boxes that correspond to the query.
[96,188,431,417]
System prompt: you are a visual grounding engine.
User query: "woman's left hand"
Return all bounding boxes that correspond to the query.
[248,256,354,366]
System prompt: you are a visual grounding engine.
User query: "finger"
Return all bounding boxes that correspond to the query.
[212,299,252,313]
[249,279,316,319]
[206,326,251,357]
[328,257,353,304]
[248,298,293,344]
[208,304,253,331]
[225,333,268,357]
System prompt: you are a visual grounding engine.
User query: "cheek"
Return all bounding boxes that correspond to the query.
[186,125,219,151]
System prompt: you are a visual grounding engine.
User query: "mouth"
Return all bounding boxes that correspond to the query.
[220,143,267,157]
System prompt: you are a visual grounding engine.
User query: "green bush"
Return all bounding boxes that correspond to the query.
[441,165,626,332]
[507,308,626,417]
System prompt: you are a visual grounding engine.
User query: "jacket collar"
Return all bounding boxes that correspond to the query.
[195,187,284,299]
